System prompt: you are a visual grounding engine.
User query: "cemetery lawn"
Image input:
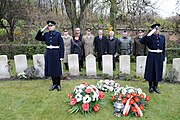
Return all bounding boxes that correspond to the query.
[0,79,180,120]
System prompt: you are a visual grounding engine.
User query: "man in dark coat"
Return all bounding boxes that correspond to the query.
[94,29,107,70]
[106,31,119,71]
[35,20,64,91]
[133,30,148,56]
[140,23,165,94]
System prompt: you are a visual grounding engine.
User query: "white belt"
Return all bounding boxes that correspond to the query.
[47,45,59,49]
[148,49,162,53]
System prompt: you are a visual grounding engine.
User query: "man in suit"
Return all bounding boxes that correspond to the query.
[35,20,64,91]
[106,31,119,71]
[94,29,107,70]
[140,23,166,94]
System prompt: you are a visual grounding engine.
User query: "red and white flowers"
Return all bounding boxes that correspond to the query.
[68,82,104,115]
[112,85,150,117]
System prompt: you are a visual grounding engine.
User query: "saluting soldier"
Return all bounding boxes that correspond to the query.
[106,31,119,71]
[62,28,73,70]
[140,23,166,94]
[35,20,64,91]
[82,28,95,58]
[94,29,107,70]
[133,30,148,56]
[119,30,133,55]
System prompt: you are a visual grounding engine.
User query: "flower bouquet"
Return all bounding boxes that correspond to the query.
[67,82,105,115]
[112,86,150,117]
[96,79,121,93]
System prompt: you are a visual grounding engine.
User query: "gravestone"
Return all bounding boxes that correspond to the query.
[14,54,28,74]
[102,55,113,76]
[86,54,96,76]
[136,56,147,77]
[163,57,167,78]
[0,55,10,79]
[119,55,130,74]
[173,58,180,82]
[68,54,79,76]
[33,54,45,78]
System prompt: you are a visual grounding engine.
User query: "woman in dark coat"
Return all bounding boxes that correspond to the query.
[140,23,165,94]
[35,20,64,91]
[71,33,83,71]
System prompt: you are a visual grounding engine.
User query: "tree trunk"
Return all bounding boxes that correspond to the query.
[110,0,117,33]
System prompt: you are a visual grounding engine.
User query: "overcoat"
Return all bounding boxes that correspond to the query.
[62,35,73,63]
[35,30,64,77]
[93,36,107,57]
[106,37,119,55]
[133,37,148,56]
[71,39,83,60]
[140,34,165,82]
[82,34,95,57]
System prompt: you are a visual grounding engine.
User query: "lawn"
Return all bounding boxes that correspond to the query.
[0,79,180,120]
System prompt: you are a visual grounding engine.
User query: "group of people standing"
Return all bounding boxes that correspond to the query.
[35,20,165,95]
[62,27,145,71]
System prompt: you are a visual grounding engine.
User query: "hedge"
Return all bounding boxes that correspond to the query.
[0,44,179,63]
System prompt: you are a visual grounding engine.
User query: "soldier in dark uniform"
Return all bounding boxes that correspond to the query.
[140,23,166,94]
[94,29,107,70]
[106,31,119,71]
[35,20,64,91]
[133,30,148,56]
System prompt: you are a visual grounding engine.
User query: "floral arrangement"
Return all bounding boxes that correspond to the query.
[96,79,121,92]
[112,86,150,117]
[67,82,105,115]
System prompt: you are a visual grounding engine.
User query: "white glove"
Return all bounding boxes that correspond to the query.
[147,28,156,36]
[60,58,64,61]
[41,25,48,32]
[114,53,119,57]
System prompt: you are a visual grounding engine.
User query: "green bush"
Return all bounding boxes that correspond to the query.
[0,44,46,59]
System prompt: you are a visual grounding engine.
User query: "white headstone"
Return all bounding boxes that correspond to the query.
[163,57,167,78]
[14,54,28,74]
[102,55,113,76]
[136,56,147,77]
[68,54,79,76]
[33,54,45,77]
[0,55,10,79]
[173,58,180,82]
[119,55,130,74]
[86,54,96,76]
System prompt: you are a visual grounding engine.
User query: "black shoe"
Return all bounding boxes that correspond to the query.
[113,68,116,71]
[57,85,61,91]
[154,87,161,94]
[149,87,154,93]
[49,85,57,91]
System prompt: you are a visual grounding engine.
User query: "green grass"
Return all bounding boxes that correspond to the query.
[0,80,180,120]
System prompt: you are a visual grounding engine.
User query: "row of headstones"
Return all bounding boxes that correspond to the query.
[0,54,180,81]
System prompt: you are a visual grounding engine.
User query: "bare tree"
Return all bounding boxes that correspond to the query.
[64,0,91,34]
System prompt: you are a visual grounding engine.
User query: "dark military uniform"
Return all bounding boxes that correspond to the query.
[133,37,148,56]
[35,30,64,76]
[140,33,165,94]
[94,35,107,70]
[35,21,64,91]
[106,36,119,70]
